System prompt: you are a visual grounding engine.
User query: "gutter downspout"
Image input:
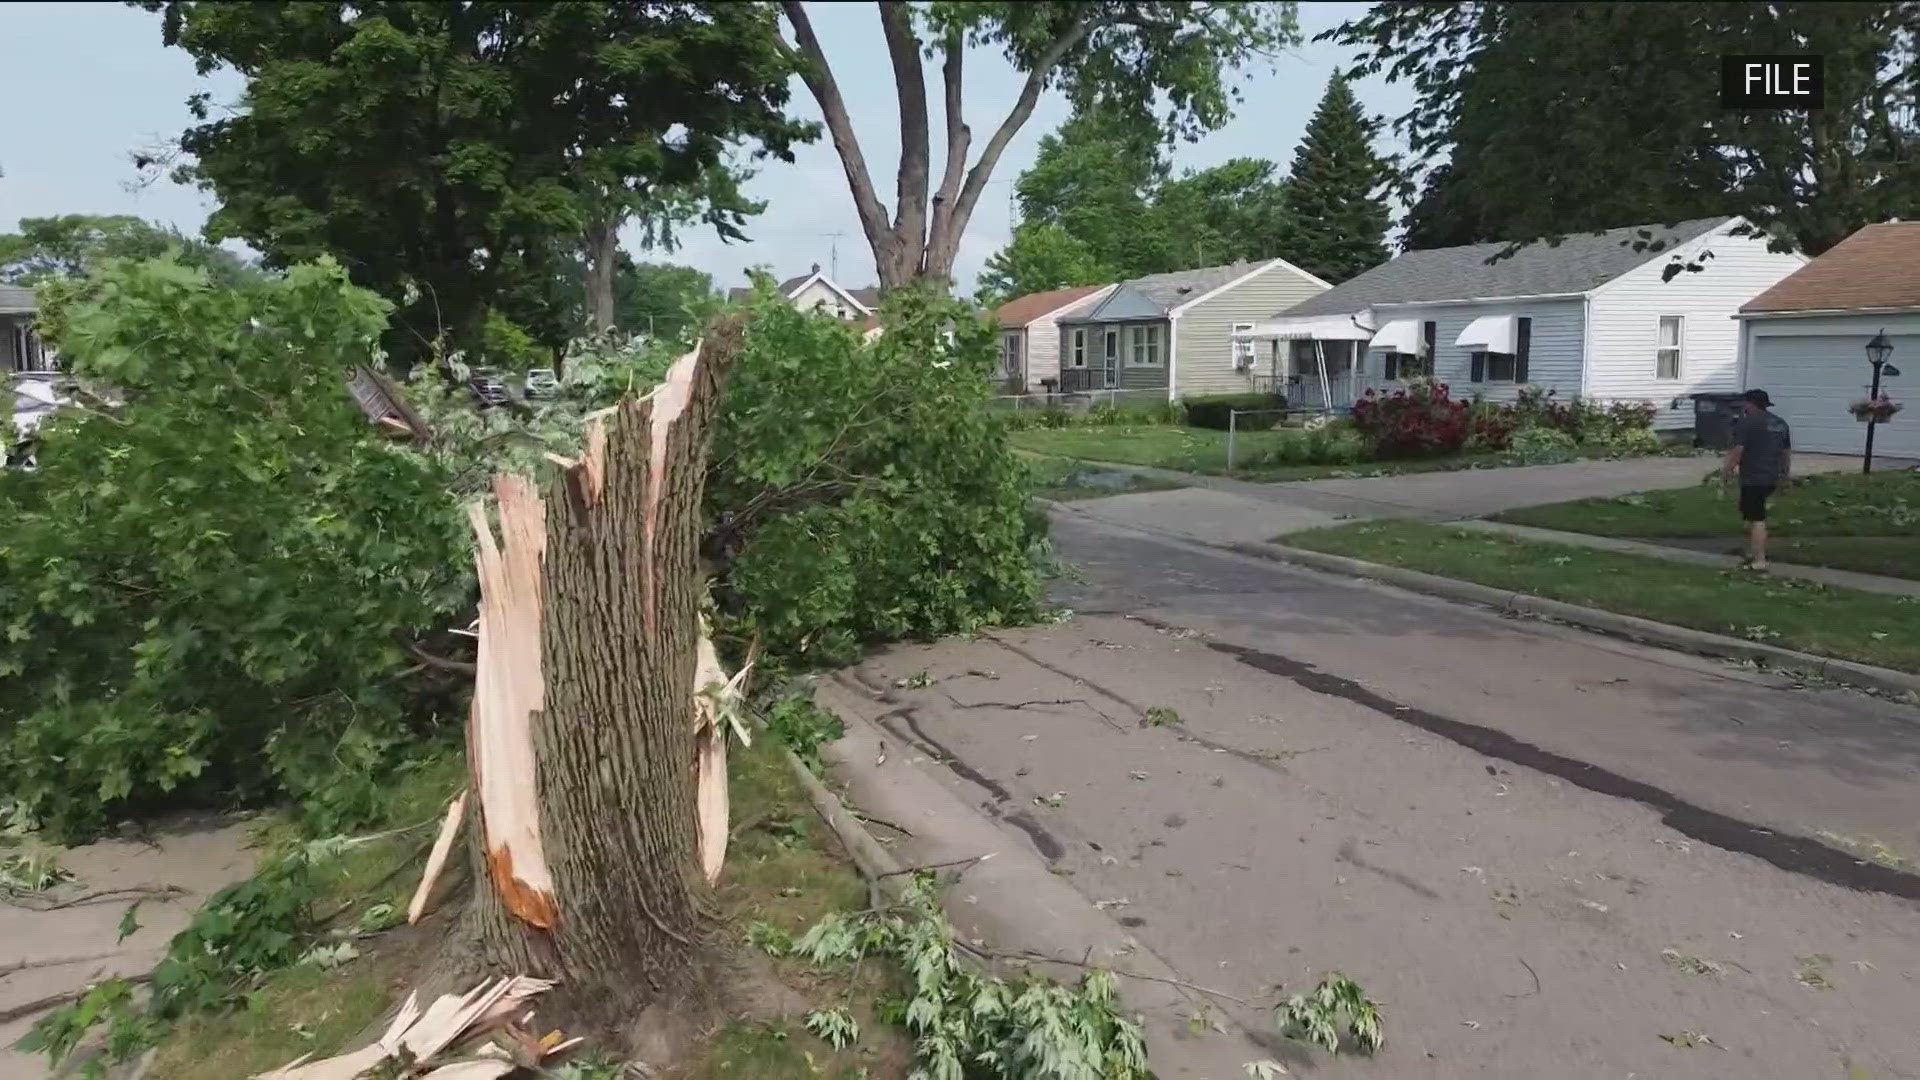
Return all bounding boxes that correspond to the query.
[1579,295,1593,399]
[1166,312,1179,404]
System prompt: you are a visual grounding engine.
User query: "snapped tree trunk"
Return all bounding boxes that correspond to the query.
[459,316,744,1013]
[586,215,620,334]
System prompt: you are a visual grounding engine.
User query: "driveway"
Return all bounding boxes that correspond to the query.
[821,508,1920,1079]
[1259,453,1863,521]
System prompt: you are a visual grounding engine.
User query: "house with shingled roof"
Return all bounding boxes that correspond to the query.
[1247,216,1808,427]
[1054,258,1331,404]
[1736,221,1920,459]
[727,264,880,334]
[989,283,1116,394]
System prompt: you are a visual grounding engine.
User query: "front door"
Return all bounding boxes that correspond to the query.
[1102,330,1119,389]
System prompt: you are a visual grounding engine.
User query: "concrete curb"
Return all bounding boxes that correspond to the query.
[778,741,914,909]
[1227,538,1920,701]
[782,686,1276,1077]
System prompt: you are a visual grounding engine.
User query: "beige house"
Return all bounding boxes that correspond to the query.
[1054,258,1330,403]
[989,284,1116,394]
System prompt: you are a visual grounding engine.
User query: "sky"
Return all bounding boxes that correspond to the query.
[0,2,1415,298]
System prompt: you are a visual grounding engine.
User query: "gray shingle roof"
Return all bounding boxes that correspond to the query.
[1127,260,1259,310]
[1280,217,1734,317]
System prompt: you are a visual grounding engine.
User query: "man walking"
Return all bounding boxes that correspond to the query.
[1722,389,1792,570]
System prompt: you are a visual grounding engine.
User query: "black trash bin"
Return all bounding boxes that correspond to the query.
[1691,392,1746,450]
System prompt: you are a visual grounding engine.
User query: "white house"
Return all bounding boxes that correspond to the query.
[989,284,1116,393]
[727,264,880,330]
[1242,216,1809,429]
[1736,222,1920,460]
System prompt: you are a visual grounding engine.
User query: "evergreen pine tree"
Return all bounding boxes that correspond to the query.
[1279,76,1394,282]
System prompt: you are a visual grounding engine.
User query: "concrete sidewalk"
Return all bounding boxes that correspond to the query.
[1456,519,1920,598]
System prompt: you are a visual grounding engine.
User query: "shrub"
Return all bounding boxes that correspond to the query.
[1509,426,1580,464]
[714,292,1046,667]
[1238,422,1367,469]
[1594,425,1665,457]
[406,286,1049,674]
[1350,378,1469,459]
[0,259,471,839]
[1184,392,1286,431]
[1465,399,1521,451]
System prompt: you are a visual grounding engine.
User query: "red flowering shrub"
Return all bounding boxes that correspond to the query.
[1350,379,1470,458]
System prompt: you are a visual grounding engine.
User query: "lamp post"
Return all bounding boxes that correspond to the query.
[1863,330,1901,474]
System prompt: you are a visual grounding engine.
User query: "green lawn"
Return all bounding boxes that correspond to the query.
[1282,519,1920,673]
[1496,469,1920,579]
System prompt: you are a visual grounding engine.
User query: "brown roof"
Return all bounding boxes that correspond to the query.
[1741,222,1920,313]
[991,284,1110,328]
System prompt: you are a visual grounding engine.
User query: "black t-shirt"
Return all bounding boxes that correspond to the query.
[1737,411,1791,485]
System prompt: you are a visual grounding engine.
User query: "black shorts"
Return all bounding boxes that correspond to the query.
[1739,484,1775,522]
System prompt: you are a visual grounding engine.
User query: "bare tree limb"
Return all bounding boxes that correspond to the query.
[937,15,1096,279]
[926,31,973,281]
[879,0,931,279]
[780,1,895,274]
[401,638,478,676]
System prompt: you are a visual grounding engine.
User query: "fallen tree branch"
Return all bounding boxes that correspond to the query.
[1503,956,1542,999]
[0,951,121,978]
[400,637,477,676]
[6,885,185,912]
[0,975,154,1025]
[952,939,1252,1007]
[851,811,914,838]
[876,853,991,880]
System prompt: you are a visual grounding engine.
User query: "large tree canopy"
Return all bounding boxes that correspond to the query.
[138,1,811,369]
[1332,1,1920,256]
[780,1,1299,294]
[980,102,1303,298]
[0,214,255,287]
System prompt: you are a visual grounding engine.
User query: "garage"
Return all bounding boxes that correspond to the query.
[1737,222,1920,463]
[1744,331,1920,458]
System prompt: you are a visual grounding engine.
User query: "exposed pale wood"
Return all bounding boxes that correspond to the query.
[408,790,469,924]
[466,477,558,930]
[694,723,729,885]
[462,317,745,1009]
[255,976,557,1080]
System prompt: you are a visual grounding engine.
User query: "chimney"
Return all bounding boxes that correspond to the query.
[811,262,821,275]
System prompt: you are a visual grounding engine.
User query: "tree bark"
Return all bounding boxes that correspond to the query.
[461,316,744,1016]
[586,213,620,334]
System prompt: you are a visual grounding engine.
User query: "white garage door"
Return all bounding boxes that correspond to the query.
[1746,333,1920,459]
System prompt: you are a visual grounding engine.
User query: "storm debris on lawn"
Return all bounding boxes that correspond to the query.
[255,975,580,1079]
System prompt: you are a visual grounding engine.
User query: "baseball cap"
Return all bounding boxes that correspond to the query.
[1742,389,1772,408]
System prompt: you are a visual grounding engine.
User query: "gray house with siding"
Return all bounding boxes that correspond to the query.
[1054,258,1330,403]
[1246,216,1808,427]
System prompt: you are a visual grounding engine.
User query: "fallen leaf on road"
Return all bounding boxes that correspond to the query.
[1462,1020,1481,1029]
[1851,960,1875,972]
[1129,770,1150,781]
[1095,897,1131,910]
[1021,734,1038,742]
[1580,900,1609,914]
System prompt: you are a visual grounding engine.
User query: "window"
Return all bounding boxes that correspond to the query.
[1070,328,1088,368]
[1469,317,1530,383]
[1656,315,1683,379]
[1231,323,1257,369]
[1131,324,1163,366]
[1001,332,1022,378]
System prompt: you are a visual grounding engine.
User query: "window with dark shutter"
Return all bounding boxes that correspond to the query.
[1470,351,1486,383]
[1514,317,1532,384]
[1383,352,1399,380]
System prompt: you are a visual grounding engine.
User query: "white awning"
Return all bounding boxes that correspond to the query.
[1368,319,1424,354]
[1239,314,1376,342]
[1455,315,1518,353]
